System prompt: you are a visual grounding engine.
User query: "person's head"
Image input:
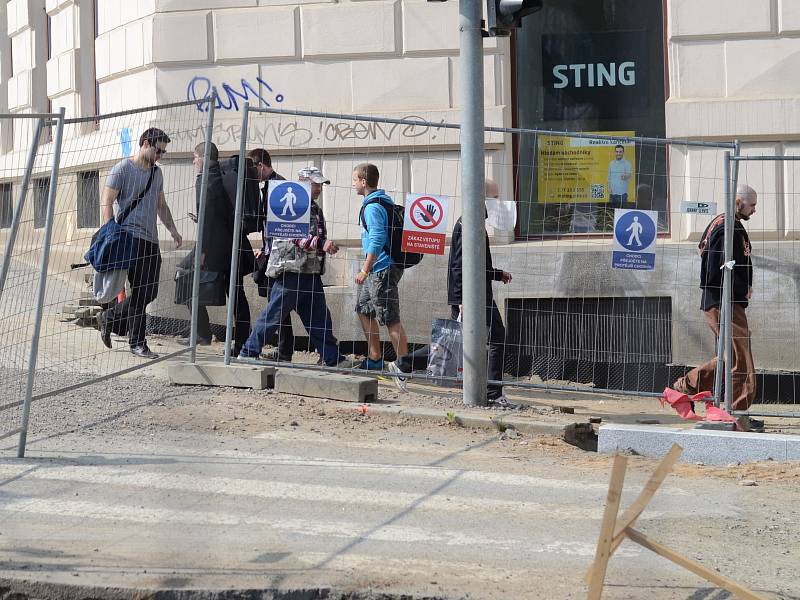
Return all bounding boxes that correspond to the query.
[614,145,625,160]
[736,184,758,221]
[192,142,219,174]
[485,178,500,199]
[138,128,170,165]
[248,148,274,182]
[298,166,330,201]
[352,163,380,196]
[635,183,653,210]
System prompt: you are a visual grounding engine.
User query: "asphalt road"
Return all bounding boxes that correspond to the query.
[2,413,798,600]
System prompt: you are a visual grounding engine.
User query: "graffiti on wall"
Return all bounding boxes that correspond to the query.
[186,76,286,112]
[170,115,448,149]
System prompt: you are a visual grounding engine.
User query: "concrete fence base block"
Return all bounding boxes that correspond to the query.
[275,368,378,403]
[168,361,275,390]
[598,423,800,465]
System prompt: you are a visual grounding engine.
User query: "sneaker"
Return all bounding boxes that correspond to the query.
[262,347,293,362]
[177,336,211,346]
[236,353,261,365]
[488,395,521,410]
[386,361,409,392]
[736,415,765,432]
[672,378,693,396]
[334,355,360,369]
[97,311,112,349]
[130,344,158,359]
[358,358,385,371]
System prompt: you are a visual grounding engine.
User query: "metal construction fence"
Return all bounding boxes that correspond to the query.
[0,99,214,456]
[3,101,799,457]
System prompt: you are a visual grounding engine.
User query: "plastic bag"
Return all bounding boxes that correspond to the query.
[485,198,517,231]
[427,318,463,381]
[92,268,127,303]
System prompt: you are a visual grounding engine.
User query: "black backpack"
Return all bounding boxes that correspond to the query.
[220,155,262,234]
[359,197,423,269]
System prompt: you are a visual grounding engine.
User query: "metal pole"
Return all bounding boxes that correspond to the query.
[722,152,735,413]
[190,98,216,363]
[459,0,487,407]
[224,102,250,365]
[18,107,66,458]
[0,118,44,302]
[712,156,729,406]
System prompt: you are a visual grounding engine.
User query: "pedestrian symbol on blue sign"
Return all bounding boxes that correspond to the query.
[612,209,658,270]
[267,180,311,238]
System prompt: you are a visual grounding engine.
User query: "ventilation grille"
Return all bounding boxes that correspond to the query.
[505,297,672,364]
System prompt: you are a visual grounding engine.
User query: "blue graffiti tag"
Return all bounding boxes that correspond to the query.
[119,127,133,157]
[186,76,285,112]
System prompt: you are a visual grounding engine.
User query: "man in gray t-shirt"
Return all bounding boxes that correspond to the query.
[97,127,182,360]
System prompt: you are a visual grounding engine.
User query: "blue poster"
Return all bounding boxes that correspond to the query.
[612,209,657,270]
[266,180,311,238]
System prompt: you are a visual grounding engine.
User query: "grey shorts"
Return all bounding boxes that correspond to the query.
[355,266,403,326]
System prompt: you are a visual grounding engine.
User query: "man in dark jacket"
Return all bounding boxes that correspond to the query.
[672,184,758,422]
[387,179,515,408]
[180,142,252,354]
[248,147,294,361]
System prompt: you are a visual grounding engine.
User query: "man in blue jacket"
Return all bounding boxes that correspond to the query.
[352,163,408,370]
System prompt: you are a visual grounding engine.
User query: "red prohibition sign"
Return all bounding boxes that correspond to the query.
[409,196,444,230]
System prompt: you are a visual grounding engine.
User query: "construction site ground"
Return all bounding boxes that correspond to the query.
[1,341,799,600]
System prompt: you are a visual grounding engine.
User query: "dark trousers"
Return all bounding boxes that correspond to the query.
[264,276,295,359]
[241,272,341,366]
[104,238,161,348]
[396,301,506,400]
[187,273,251,353]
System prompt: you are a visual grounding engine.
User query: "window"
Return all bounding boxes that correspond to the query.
[0,184,12,228]
[77,170,100,228]
[514,0,667,237]
[33,178,50,229]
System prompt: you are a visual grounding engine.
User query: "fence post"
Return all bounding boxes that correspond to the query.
[459,0,488,407]
[0,118,44,303]
[17,108,66,458]
[189,97,216,363]
[722,151,735,413]
[224,102,250,365]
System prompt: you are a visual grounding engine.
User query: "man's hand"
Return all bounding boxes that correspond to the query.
[355,270,368,285]
[323,240,339,255]
[747,286,753,300]
[501,271,512,284]
[254,249,263,259]
[172,231,183,249]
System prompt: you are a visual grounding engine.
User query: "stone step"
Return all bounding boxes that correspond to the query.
[168,361,275,390]
[275,368,378,403]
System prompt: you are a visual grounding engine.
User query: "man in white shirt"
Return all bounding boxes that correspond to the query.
[607,144,633,207]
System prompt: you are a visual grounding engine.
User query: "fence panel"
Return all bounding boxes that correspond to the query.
[222,107,751,408]
[0,114,59,446]
[0,100,214,456]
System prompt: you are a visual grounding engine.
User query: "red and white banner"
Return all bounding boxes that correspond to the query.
[402,193,449,255]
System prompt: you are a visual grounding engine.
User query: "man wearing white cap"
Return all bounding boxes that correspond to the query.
[239,167,355,368]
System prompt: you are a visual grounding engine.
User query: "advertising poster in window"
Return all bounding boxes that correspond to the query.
[537,132,636,204]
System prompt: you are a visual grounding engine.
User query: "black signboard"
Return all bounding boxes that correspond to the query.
[542,31,649,121]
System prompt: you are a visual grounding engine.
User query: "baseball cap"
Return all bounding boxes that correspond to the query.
[298,166,330,184]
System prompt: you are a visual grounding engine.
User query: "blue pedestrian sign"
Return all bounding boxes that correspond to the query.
[612,209,658,270]
[267,180,311,238]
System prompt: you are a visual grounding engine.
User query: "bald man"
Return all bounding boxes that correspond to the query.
[673,184,758,427]
[388,178,516,409]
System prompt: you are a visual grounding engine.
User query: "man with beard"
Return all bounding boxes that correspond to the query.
[672,184,759,428]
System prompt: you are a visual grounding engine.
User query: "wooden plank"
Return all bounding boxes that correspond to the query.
[585,444,682,583]
[587,454,628,600]
[624,527,770,600]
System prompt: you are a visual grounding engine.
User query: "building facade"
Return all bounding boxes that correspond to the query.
[2,0,799,388]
